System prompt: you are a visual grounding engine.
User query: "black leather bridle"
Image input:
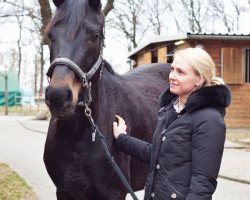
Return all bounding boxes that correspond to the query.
[46,35,104,106]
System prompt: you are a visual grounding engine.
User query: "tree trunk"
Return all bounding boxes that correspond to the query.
[4,76,8,116]
[38,0,52,46]
[37,0,51,96]
[39,43,45,96]
[34,54,38,96]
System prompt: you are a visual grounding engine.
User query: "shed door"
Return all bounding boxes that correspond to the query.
[222,48,244,84]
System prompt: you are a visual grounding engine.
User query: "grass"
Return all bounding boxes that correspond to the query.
[0,163,38,200]
[0,105,44,116]
[0,105,50,120]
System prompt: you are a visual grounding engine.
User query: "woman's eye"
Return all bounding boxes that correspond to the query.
[177,70,183,74]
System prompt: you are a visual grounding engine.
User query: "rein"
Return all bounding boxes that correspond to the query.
[83,103,139,200]
[46,37,139,200]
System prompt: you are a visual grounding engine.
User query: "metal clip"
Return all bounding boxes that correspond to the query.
[92,128,96,142]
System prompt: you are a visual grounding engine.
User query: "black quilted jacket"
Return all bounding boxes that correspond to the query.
[115,85,231,200]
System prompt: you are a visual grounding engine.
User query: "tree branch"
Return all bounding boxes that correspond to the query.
[103,0,114,17]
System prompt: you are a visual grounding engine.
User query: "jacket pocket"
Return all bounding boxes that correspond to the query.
[164,178,185,199]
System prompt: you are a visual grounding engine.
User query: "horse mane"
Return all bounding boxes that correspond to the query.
[103,60,115,75]
[46,0,88,40]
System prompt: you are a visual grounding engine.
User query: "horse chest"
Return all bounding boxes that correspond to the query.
[46,133,101,186]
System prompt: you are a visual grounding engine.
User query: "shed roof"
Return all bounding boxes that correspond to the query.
[128,32,250,58]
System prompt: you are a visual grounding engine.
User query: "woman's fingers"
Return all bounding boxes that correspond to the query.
[113,121,118,128]
[113,115,127,139]
[115,115,125,125]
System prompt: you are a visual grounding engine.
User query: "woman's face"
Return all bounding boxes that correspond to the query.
[169,55,202,99]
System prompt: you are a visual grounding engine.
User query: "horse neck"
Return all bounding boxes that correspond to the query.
[89,66,120,141]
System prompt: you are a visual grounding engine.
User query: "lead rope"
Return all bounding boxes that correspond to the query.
[83,104,139,200]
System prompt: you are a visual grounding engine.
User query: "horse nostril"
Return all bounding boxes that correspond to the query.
[45,87,51,106]
[63,87,73,108]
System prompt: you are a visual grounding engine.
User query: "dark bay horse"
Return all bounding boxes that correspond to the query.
[44,0,171,199]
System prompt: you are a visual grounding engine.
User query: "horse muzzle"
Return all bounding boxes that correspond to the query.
[45,85,75,118]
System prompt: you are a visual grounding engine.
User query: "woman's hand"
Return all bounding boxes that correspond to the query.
[113,115,127,139]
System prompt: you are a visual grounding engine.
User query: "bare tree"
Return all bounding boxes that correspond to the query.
[34,53,39,95]
[168,4,183,33]
[0,49,17,115]
[180,0,211,33]
[145,0,170,35]
[230,0,247,31]
[106,0,148,51]
[15,14,24,84]
[210,0,234,32]
[1,0,115,96]
[0,0,25,84]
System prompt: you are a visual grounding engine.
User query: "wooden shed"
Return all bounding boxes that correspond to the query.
[128,33,250,128]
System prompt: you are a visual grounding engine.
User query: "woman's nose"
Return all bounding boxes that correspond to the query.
[169,70,175,80]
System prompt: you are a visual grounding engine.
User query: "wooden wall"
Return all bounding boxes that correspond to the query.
[225,84,250,128]
[137,52,152,66]
[189,40,250,128]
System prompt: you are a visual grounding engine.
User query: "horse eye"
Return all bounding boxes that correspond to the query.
[90,34,99,42]
[47,32,52,40]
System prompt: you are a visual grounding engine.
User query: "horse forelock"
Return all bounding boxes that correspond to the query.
[47,0,103,40]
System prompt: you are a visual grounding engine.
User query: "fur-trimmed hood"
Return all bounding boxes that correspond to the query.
[160,85,231,115]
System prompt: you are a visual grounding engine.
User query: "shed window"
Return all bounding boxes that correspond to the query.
[167,45,174,63]
[151,49,158,63]
[245,48,250,82]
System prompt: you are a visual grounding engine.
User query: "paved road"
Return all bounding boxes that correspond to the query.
[0,116,56,200]
[0,116,250,200]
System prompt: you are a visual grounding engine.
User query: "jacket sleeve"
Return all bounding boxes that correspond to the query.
[186,110,226,200]
[115,134,152,164]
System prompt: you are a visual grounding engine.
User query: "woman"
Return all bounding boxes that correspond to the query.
[113,47,231,200]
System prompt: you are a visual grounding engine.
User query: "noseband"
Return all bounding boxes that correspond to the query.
[46,53,103,88]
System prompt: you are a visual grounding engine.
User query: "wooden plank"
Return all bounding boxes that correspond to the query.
[158,47,167,63]
[229,84,250,91]
[144,52,152,64]
[222,48,244,84]
[230,95,250,100]
[225,122,250,128]
[226,111,250,117]
[225,118,250,124]
[228,104,250,109]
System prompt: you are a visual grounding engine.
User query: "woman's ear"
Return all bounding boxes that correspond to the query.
[196,76,205,87]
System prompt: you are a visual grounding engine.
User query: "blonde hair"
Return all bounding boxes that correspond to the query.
[174,47,225,86]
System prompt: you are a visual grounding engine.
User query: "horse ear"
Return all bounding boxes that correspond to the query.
[88,0,101,10]
[52,0,65,7]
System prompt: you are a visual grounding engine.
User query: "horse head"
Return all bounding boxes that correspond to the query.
[45,0,105,118]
